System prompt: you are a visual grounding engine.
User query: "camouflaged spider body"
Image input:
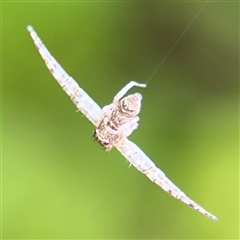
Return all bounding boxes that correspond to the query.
[94,93,142,151]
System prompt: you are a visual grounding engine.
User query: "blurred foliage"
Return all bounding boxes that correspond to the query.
[2,1,239,239]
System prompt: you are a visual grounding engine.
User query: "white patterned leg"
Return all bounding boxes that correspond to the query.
[118,116,140,138]
[113,81,146,103]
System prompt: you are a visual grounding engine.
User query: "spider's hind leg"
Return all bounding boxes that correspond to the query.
[118,116,140,138]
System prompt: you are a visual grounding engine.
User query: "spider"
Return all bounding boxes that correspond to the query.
[27,25,218,221]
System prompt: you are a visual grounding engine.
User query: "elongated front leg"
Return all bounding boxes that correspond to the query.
[113,81,147,103]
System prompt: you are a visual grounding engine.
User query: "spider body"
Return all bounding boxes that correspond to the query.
[94,93,142,151]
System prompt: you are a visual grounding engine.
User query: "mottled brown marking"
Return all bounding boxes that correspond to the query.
[94,93,142,151]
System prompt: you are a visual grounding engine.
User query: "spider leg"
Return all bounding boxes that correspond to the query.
[113,81,146,103]
[94,103,115,126]
[118,116,140,138]
[101,103,114,115]
[116,139,218,221]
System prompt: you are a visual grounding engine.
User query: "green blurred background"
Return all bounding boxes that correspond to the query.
[2,1,239,239]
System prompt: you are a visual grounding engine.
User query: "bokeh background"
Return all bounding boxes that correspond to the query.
[2,1,239,239]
